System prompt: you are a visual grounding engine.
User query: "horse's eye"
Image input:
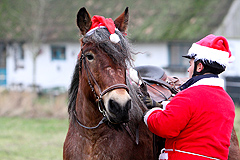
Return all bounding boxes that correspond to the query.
[86,53,94,61]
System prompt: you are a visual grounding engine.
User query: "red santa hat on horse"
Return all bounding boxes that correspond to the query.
[85,15,120,43]
[183,34,235,76]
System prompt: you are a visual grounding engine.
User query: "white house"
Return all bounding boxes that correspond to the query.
[3,37,240,91]
[3,41,173,90]
[1,0,240,102]
[5,42,80,91]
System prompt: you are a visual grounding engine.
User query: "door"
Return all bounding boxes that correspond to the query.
[0,43,7,86]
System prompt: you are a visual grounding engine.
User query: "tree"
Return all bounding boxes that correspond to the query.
[1,0,50,91]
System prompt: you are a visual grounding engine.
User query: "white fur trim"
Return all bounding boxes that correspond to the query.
[144,108,163,127]
[189,77,224,88]
[129,68,142,85]
[229,55,235,63]
[85,26,106,36]
[188,43,230,66]
[110,33,120,43]
[85,27,120,42]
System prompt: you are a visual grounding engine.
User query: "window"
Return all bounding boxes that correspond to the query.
[19,43,24,60]
[12,43,24,60]
[51,46,66,60]
[0,43,6,85]
[0,43,6,68]
[166,42,192,72]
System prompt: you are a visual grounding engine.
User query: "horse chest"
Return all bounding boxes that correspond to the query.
[80,131,134,159]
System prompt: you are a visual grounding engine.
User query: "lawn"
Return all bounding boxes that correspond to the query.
[235,106,240,139]
[0,107,240,160]
[0,117,68,160]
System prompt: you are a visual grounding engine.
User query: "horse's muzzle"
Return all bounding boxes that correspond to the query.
[103,88,131,124]
[108,99,131,123]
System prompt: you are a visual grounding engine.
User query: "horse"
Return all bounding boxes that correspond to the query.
[63,7,155,160]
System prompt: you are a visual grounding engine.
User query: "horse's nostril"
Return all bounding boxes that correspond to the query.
[126,99,131,110]
[109,99,120,113]
[108,98,131,123]
[109,99,131,114]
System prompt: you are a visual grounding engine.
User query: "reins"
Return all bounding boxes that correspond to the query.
[73,111,107,129]
[73,47,129,129]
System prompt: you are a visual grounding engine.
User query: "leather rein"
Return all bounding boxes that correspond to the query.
[73,47,129,129]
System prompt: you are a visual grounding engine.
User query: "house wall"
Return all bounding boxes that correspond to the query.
[215,0,240,38]
[133,39,240,79]
[6,42,80,90]
[6,39,239,90]
[6,42,188,90]
[133,42,188,78]
[213,0,240,76]
[6,41,182,90]
[133,43,168,67]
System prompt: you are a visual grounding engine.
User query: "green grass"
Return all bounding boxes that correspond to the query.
[0,107,239,160]
[0,117,68,160]
[235,107,240,140]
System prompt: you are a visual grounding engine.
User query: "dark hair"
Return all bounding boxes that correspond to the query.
[194,60,226,76]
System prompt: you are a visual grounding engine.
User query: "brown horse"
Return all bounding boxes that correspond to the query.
[63,7,154,160]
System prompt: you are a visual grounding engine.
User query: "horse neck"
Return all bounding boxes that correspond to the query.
[74,85,104,131]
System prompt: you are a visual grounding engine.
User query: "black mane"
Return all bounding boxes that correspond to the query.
[68,58,80,119]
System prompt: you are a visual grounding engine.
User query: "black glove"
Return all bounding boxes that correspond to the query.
[141,96,162,109]
[139,83,150,97]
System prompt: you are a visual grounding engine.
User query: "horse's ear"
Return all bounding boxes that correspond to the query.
[76,7,92,35]
[114,7,129,33]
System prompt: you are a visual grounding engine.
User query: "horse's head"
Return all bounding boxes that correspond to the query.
[75,7,133,124]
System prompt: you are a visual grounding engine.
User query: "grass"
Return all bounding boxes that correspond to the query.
[0,107,239,160]
[0,117,68,160]
[235,106,240,140]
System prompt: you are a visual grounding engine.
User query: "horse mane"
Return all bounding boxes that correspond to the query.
[68,58,80,119]
[68,28,141,123]
[82,28,134,68]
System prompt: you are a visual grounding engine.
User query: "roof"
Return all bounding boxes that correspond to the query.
[0,0,234,43]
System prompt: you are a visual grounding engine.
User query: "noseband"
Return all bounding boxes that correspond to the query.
[74,47,129,129]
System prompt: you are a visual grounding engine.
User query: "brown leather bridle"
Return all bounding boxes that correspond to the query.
[74,47,129,129]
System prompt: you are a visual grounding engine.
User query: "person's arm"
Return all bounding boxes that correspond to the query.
[143,93,192,138]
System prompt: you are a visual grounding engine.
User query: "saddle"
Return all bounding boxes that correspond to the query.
[134,65,186,102]
[134,65,187,160]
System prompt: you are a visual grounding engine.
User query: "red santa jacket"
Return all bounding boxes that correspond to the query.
[144,77,235,160]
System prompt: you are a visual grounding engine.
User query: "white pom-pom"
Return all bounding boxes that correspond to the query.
[109,33,120,43]
[229,56,235,63]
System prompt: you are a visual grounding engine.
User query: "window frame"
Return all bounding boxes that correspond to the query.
[166,41,192,72]
[51,45,66,60]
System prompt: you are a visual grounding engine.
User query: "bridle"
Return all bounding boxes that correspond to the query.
[73,46,129,129]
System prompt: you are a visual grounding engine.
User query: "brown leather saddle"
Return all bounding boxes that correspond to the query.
[134,65,186,160]
[134,65,184,102]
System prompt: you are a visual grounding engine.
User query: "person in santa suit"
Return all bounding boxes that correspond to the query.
[142,34,235,160]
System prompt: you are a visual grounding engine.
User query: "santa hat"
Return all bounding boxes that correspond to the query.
[184,34,235,67]
[85,15,120,43]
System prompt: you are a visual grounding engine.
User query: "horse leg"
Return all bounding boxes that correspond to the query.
[228,127,240,160]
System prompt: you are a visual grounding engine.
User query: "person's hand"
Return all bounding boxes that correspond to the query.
[141,96,162,109]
